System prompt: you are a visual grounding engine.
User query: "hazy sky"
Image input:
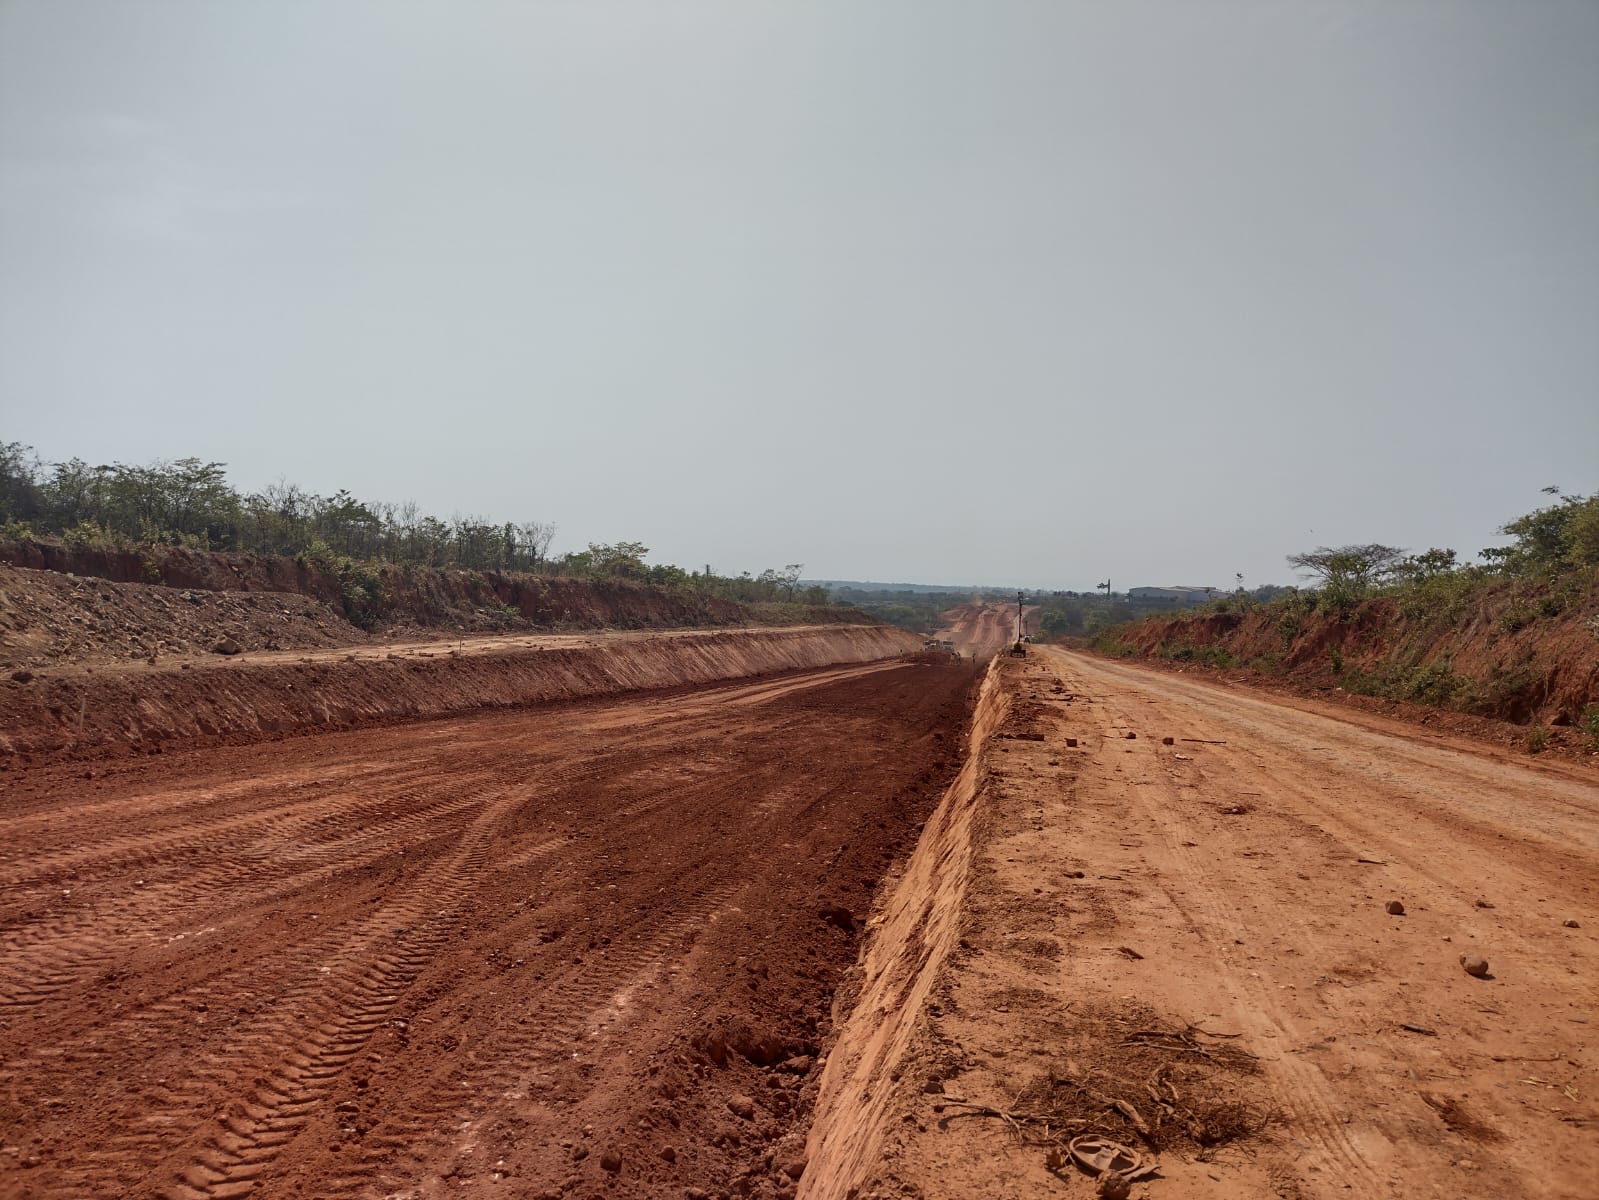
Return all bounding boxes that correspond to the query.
[2,2,1595,590]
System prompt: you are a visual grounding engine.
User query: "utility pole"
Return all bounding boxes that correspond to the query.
[1016,589,1024,642]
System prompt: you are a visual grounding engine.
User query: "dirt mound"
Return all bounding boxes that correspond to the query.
[0,563,372,668]
[0,538,868,640]
[0,624,923,763]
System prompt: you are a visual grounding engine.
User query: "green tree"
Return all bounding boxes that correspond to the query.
[1285,544,1405,609]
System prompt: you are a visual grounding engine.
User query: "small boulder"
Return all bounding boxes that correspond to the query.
[1459,954,1490,978]
[1386,900,1406,916]
[727,1094,756,1120]
[211,638,242,656]
[10,669,33,683]
[778,1153,808,1180]
[1563,919,1580,929]
[598,1148,622,1174]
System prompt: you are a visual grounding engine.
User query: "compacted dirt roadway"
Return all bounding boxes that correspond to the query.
[825,647,1597,1200]
[930,605,1037,658]
[0,658,977,1200]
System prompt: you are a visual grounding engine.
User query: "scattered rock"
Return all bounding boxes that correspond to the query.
[1161,736,1174,745]
[1474,899,1495,909]
[1459,954,1490,978]
[659,1145,676,1163]
[686,1189,711,1200]
[779,1055,814,1074]
[10,669,33,683]
[778,1153,808,1180]
[211,638,242,656]
[1097,1175,1133,1200]
[598,1148,622,1173]
[1386,900,1406,916]
[727,1093,757,1120]
[1564,919,1580,928]
[1065,737,1079,747]
[1124,732,1137,740]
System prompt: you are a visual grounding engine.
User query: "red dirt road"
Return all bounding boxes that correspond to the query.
[817,649,1599,1200]
[0,659,977,1200]
[931,604,1038,658]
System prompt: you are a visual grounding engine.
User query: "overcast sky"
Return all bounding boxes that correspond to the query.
[2,1,1595,590]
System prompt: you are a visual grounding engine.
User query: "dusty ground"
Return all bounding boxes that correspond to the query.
[0,658,978,1200]
[804,646,1597,1200]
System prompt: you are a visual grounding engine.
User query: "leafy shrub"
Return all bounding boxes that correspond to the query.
[1577,704,1599,751]
[1404,662,1460,705]
[1277,612,1301,646]
[61,519,118,549]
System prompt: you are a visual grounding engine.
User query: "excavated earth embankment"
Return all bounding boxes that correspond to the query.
[0,624,920,763]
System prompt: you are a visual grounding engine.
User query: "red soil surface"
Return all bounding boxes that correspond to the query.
[0,658,979,1200]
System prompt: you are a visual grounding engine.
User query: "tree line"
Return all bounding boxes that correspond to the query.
[0,443,826,604]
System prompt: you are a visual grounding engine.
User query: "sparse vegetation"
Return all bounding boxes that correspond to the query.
[0,442,831,607]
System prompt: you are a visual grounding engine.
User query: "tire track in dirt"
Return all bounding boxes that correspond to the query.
[1067,710,1392,1197]
[48,792,533,1200]
[318,878,745,1199]
[1046,649,1598,1200]
[0,771,497,1012]
[3,659,978,1200]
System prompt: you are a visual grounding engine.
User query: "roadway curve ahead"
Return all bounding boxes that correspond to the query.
[0,658,977,1200]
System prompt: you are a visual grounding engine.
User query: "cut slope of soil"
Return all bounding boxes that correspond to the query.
[1098,575,1599,734]
[0,623,922,763]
